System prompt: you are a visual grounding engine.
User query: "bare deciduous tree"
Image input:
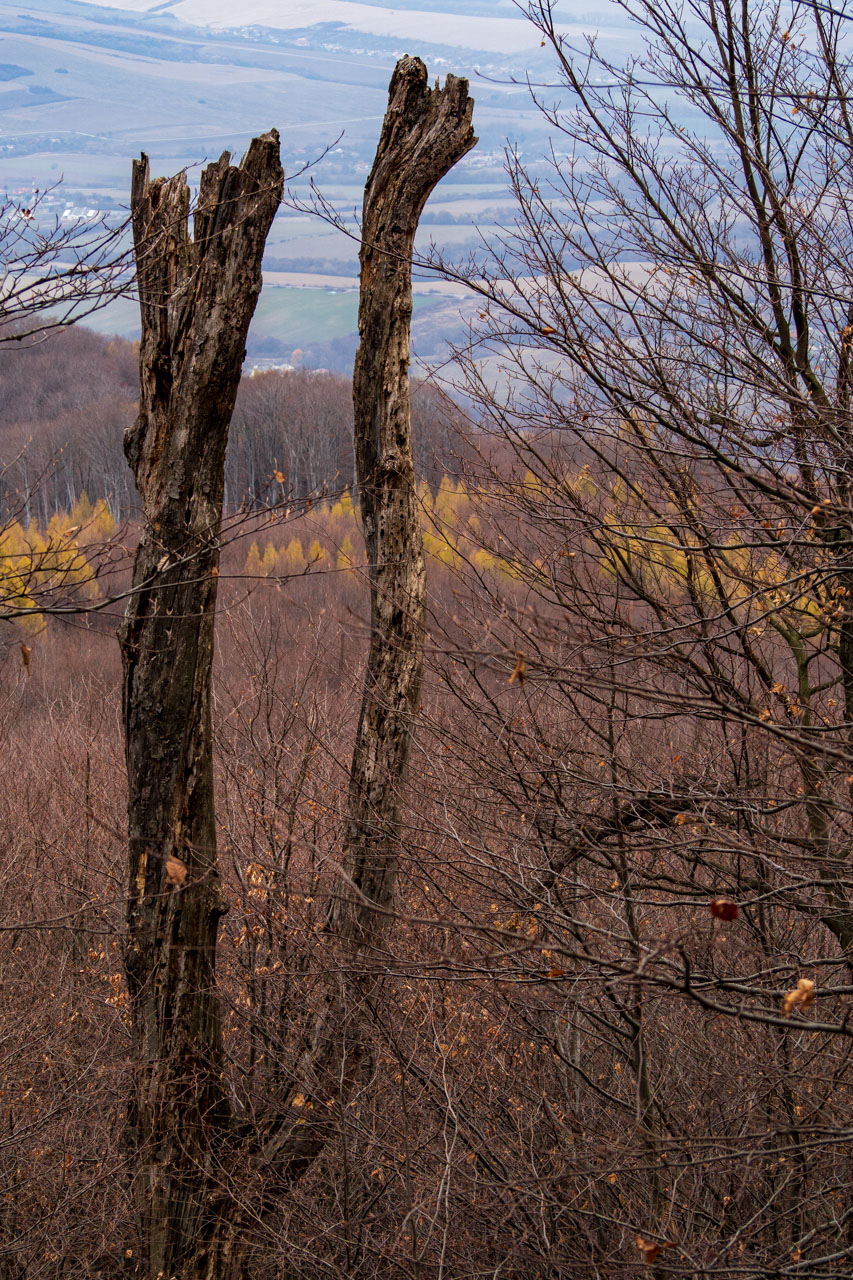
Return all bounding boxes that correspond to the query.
[414,0,853,1272]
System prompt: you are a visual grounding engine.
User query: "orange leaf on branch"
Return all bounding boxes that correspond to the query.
[782,977,815,1017]
[636,1236,676,1264]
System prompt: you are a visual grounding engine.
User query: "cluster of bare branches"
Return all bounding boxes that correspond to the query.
[0,185,131,343]
[406,0,853,1272]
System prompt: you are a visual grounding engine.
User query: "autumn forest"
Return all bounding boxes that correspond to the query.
[2,2,853,1279]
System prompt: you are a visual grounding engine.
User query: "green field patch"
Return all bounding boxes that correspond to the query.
[251,284,442,346]
[72,283,444,352]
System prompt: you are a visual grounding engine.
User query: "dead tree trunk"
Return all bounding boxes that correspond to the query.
[118,60,474,1273]
[339,55,477,935]
[119,134,282,1280]
[250,56,476,1190]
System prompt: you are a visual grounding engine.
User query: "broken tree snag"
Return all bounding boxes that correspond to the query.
[337,57,476,937]
[174,61,476,1224]
[119,133,282,1280]
[237,58,476,1205]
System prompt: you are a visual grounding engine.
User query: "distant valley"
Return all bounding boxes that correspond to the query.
[0,0,633,368]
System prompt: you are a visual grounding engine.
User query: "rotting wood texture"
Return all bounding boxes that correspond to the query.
[342,54,476,936]
[255,54,477,1186]
[118,59,475,1277]
[119,133,282,1280]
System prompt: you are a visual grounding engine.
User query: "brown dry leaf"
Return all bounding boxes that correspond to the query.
[710,898,739,921]
[548,966,566,979]
[636,1237,662,1263]
[636,1236,676,1264]
[20,643,32,671]
[508,652,526,686]
[540,325,557,336]
[274,470,286,484]
[782,977,815,1017]
[164,856,188,887]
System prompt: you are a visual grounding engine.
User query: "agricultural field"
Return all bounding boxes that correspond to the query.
[0,0,591,367]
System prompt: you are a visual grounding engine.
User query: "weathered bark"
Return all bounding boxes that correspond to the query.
[118,61,475,1274]
[339,54,477,935]
[119,134,282,1280]
[237,56,477,1195]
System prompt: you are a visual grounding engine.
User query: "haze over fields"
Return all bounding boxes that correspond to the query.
[84,0,561,54]
[0,0,633,367]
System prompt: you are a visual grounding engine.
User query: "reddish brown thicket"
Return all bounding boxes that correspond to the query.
[3,517,853,1277]
[410,0,853,1273]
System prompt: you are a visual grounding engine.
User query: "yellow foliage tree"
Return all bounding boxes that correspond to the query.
[280,538,307,575]
[0,503,103,632]
[330,490,354,520]
[336,535,356,571]
[243,542,264,577]
[262,543,278,577]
